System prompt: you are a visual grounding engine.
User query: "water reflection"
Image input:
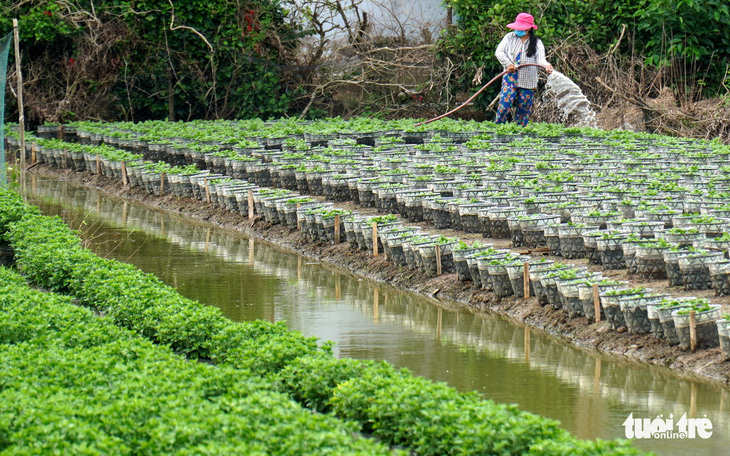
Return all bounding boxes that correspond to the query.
[24,175,729,455]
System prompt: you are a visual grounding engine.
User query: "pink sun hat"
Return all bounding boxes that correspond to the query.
[506,13,538,31]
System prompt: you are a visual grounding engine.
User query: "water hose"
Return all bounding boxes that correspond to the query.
[414,63,549,126]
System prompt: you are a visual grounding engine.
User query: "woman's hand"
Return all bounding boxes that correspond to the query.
[544,64,554,74]
[507,64,517,73]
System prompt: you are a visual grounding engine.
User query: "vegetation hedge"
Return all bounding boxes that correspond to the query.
[0,188,648,455]
[0,266,394,455]
[1,0,298,121]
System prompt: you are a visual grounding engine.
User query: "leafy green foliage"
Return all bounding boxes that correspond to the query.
[330,361,646,455]
[0,188,39,235]
[6,212,227,357]
[0,0,304,121]
[277,354,372,412]
[0,268,393,455]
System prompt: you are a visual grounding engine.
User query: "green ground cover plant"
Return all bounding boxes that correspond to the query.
[0,267,393,455]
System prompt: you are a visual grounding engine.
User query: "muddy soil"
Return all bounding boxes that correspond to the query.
[29,166,730,387]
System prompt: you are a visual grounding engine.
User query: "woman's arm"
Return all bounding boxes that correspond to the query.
[535,40,553,72]
[495,33,514,69]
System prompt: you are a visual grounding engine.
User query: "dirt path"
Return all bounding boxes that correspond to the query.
[29,167,730,387]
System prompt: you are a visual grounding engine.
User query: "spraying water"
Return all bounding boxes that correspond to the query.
[545,71,597,127]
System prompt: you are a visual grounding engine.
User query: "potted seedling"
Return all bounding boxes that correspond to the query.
[672,299,722,350]
[716,314,730,360]
[595,230,629,269]
[676,248,725,290]
[620,292,667,335]
[633,238,672,280]
[452,240,492,282]
[601,287,648,331]
[483,254,519,297]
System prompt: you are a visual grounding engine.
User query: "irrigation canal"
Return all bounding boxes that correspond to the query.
[23,175,730,455]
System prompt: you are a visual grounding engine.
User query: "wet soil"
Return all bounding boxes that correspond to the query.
[29,166,730,387]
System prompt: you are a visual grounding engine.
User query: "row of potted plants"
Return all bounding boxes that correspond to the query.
[20,135,730,361]
[12,119,730,358]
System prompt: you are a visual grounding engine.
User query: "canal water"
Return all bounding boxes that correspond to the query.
[22,175,730,455]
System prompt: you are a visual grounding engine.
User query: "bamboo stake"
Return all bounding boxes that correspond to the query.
[372,222,378,257]
[593,283,601,323]
[204,178,211,203]
[690,309,697,353]
[58,124,63,140]
[121,161,128,186]
[523,262,530,298]
[96,154,101,174]
[248,189,254,220]
[159,172,165,194]
[435,244,442,275]
[31,142,36,164]
[12,19,25,175]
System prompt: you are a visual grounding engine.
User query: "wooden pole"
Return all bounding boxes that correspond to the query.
[372,222,378,257]
[159,172,165,194]
[121,161,128,186]
[690,309,697,353]
[204,178,211,203]
[435,244,442,275]
[334,214,341,243]
[96,153,101,174]
[296,203,301,229]
[31,142,36,164]
[593,283,601,323]
[12,19,26,178]
[248,189,254,220]
[523,262,530,298]
[58,124,63,140]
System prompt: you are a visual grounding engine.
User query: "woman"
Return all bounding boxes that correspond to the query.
[494,13,553,126]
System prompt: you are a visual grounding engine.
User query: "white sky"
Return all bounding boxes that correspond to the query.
[296,0,449,42]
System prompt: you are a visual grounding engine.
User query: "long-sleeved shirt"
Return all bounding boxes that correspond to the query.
[495,32,550,89]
